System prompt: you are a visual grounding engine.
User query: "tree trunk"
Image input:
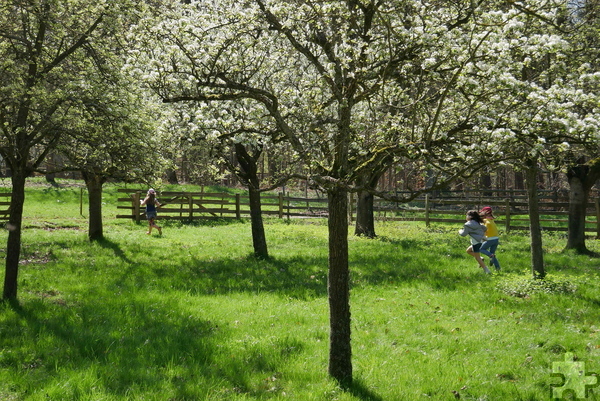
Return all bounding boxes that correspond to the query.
[327,187,352,386]
[566,171,589,253]
[525,161,545,279]
[481,171,492,197]
[565,159,600,254]
[3,171,27,300]
[166,169,179,185]
[354,189,376,238]
[234,143,268,259]
[248,186,268,259]
[514,171,525,190]
[353,156,391,238]
[45,173,58,187]
[82,171,106,241]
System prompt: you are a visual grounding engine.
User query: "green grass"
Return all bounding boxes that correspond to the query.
[1,179,600,400]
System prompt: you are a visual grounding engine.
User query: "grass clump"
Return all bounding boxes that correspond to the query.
[496,275,578,298]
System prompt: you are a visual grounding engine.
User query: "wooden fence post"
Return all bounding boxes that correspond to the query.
[188,194,193,220]
[133,192,141,223]
[505,198,511,233]
[199,189,204,217]
[236,193,241,219]
[278,192,284,219]
[425,194,430,227]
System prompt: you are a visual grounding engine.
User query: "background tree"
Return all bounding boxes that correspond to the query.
[353,153,392,238]
[57,82,166,241]
[156,106,222,185]
[0,0,147,300]
[565,157,600,253]
[160,101,300,259]
[562,0,600,254]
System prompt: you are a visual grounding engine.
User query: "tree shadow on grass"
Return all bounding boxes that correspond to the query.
[96,237,133,264]
[371,235,426,250]
[110,236,488,299]
[33,223,490,302]
[117,252,330,299]
[342,378,384,401]
[9,297,215,395]
[349,234,490,291]
[160,217,248,228]
[350,253,483,292]
[6,293,298,399]
[5,225,496,399]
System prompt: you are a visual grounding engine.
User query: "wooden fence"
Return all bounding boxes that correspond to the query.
[0,193,11,221]
[116,189,600,236]
[370,192,600,236]
[117,190,305,221]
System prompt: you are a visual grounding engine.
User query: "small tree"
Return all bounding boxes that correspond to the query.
[159,101,299,259]
[57,84,166,241]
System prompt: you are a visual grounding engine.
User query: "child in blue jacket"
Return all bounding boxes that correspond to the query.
[459,210,490,274]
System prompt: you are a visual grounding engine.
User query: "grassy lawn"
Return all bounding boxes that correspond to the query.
[1,180,600,400]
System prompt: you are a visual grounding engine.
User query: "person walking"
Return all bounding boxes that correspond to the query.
[458,210,490,274]
[479,206,501,271]
[140,188,162,236]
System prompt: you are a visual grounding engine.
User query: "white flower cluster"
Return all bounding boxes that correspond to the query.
[121,0,599,177]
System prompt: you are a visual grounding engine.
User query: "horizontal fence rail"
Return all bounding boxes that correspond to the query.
[117,189,600,237]
[0,192,11,220]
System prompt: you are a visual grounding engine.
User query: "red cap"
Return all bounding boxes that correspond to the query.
[480,206,495,218]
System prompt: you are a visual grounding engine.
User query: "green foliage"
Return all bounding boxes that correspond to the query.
[1,182,600,400]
